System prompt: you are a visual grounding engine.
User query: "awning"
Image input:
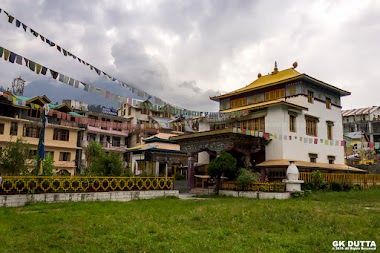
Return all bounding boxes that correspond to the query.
[256,160,366,172]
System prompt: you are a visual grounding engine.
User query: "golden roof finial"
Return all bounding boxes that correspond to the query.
[272,61,278,74]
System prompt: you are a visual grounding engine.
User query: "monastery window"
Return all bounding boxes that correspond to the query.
[23,124,41,138]
[265,88,285,101]
[327,121,334,140]
[309,153,318,163]
[28,109,41,118]
[10,122,18,136]
[306,116,318,137]
[328,156,335,164]
[242,117,265,131]
[0,123,4,134]
[128,107,132,116]
[53,128,70,141]
[230,97,247,108]
[326,97,331,109]
[289,115,296,132]
[59,152,71,161]
[307,90,314,103]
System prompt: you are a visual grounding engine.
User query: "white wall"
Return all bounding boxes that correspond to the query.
[198,151,210,164]
[265,95,345,164]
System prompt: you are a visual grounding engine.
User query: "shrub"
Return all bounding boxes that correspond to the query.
[310,170,326,191]
[331,181,343,191]
[323,183,331,191]
[342,181,354,192]
[302,182,313,191]
[236,169,259,190]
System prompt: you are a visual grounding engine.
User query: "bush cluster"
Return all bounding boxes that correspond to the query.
[302,170,359,192]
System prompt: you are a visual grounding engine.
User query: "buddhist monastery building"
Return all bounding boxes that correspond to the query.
[171,62,364,187]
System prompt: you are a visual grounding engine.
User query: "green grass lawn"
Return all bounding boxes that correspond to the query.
[0,189,379,253]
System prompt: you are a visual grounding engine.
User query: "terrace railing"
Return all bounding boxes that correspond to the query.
[0,176,174,195]
[299,172,380,188]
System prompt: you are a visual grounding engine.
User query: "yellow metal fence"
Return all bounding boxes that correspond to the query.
[299,172,380,188]
[0,176,174,194]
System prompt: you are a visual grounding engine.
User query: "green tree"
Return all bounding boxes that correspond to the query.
[208,152,237,193]
[42,153,55,176]
[31,153,56,176]
[85,141,104,166]
[89,151,124,176]
[0,138,31,175]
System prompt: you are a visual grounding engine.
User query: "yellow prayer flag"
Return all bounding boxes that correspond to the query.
[4,49,10,61]
[36,64,42,74]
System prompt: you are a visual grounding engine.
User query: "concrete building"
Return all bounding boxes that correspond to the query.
[0,92,82,175]
[68,105,130,169]
[342,106,380,145]
[118,99,196,148]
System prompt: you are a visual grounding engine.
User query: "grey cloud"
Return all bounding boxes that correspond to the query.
[1,0,380,111]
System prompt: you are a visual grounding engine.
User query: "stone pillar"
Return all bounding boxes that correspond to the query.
[188,155,196,189]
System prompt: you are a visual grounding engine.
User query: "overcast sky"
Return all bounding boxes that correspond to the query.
[1,0,379,111]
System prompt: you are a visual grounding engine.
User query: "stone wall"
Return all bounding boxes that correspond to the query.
[219,190,290,199]
[0,190,179,207]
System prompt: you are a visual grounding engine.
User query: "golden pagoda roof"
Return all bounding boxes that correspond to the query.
[210,63,350,101]
[236,68,301,93]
